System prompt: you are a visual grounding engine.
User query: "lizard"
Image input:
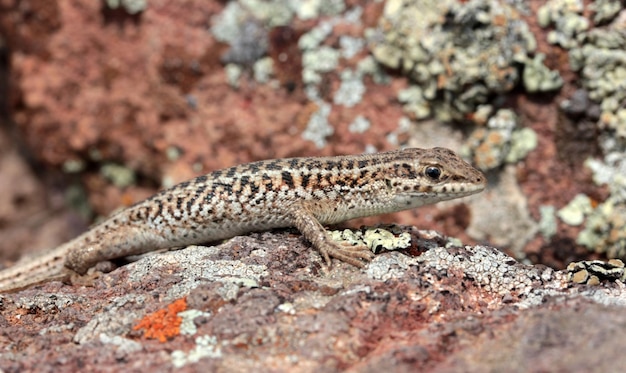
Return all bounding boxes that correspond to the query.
[0,147,486,292]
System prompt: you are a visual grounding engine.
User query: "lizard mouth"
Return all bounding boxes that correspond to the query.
[408,182,486,197]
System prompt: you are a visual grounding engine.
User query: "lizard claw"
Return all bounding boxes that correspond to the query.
[319,242,374,268]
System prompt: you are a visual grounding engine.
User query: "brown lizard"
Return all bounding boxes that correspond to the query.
[0,147,486,292]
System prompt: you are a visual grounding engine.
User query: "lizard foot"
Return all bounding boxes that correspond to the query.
[319,242,375,268]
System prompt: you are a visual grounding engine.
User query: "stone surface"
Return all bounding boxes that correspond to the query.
[1,229,625,372]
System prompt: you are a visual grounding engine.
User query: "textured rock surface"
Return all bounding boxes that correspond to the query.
[1,229,625,372]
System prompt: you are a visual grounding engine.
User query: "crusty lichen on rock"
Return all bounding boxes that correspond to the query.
[370,0,542,120]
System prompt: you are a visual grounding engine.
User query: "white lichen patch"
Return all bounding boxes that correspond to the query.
[557,194,593,226]
[539,205,558,240]
[178,309,212,336]
[329,226,411,253]
[333,70,366,107]
[301,101,333,148]
[348,115,370,134]
[171,335,222,368]
[99,333,143,354]
[418,245,559,297]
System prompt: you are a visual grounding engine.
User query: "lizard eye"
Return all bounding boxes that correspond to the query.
[425,166,441,180]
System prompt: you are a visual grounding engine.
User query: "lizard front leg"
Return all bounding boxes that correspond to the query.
[289,203,374,267]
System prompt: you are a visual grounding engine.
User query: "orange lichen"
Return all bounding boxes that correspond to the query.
[134,298,188,342]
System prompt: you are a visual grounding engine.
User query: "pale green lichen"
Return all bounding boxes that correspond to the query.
[557,194,593,226]
[212,0,347,69]
[522,53,563,92]
[253,57,274,83]
[577,198,626,260]
[505,127,538,164]
[578,134,626,259]
[537,0,626,260]
[239,0,293,26]
[397,86,430,119]
[356,55,390,85]
[62,159,86,174]
[538,0,588,48]
[302,46,340,85]
[166,146,182,161]
[370,0,538,120]
[298,21,333,50]
[463,109,538,170]
[329,227,411,253]
[291,0,346,20]
[538,205,558,240]
[225,63,243,88]
[589,0,623,24]
[541,1,626,141]
[178,309,212,336]
[101,163,136,188]
[585,140,626,202]
[106,0,147,14]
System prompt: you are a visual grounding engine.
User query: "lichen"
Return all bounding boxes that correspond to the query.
[225,63,243,88]
[557,194,593,226]
[540,1,626,140]
[62,159,86,173]
[567,259,626,285]
[212,0,350,69]
[577,197,626,260]
[339,35,365,59]
[370,0,538,120]
[589,0,623,24]
[105,0,147,14]
[538,0,588,49]
[302,46,340,85]
[211,3,269,65]
[291,0,346,21]
[329,226,412,253]
[133,298,187,343]
[171,335,222,368]
[348,115,370,134]
[538,205,557,240]
[463,109,537,170]
[253,57,274,83]
[356,55,390,85]
[101,163,136,188]
[522,53,563,92]
[301,101,333,148]
[333,69,365,107]
[178,309,212,336]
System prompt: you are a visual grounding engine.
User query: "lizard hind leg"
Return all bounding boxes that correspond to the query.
[290,204,374,268]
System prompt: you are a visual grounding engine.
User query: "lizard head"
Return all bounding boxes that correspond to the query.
[385,147,486,208]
